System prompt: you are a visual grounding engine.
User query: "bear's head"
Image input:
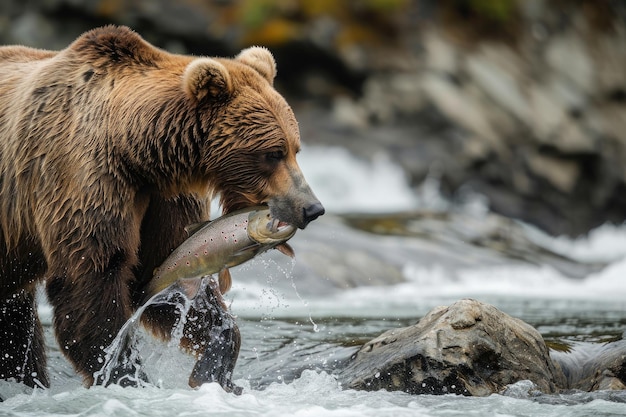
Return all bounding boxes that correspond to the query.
[183,47,324,229]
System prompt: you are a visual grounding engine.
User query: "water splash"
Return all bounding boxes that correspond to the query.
[93,282,195,387]
[288,273,319,333]
[259,256,319,333]
[93,276,240,393]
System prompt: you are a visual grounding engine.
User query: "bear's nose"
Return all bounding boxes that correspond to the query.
[302,202,325,227]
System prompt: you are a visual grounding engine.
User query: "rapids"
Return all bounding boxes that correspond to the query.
[1,145,625,417]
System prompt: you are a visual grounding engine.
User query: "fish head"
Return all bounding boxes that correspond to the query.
[247,208,297,244]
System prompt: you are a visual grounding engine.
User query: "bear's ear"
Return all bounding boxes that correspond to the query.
[236,46,277,84]
[183,58,232,102]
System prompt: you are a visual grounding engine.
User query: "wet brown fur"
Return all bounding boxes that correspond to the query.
[0,26,320,387]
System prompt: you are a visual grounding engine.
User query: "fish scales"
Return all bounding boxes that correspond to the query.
[144,207,296,301]
[156,216,251,282]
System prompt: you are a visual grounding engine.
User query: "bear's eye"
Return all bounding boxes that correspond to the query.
[265,151,285,163]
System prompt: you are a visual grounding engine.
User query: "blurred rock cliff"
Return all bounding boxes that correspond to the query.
[1,0,625,236]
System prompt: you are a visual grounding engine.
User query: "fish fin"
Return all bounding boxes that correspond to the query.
[184,220,211,236]
[179,278,203,299]
[232,243,262,257]
[276,243,295,258]
[218,268,232,294]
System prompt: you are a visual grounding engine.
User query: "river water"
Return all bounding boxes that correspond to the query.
[2,146,626,416]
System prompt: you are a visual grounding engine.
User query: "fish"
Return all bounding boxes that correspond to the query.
[143,206,296,301]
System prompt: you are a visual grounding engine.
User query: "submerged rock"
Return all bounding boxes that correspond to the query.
[551,339,626,392]
[338,299,566,396]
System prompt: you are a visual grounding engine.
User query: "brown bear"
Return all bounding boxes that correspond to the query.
[0,25,324,391]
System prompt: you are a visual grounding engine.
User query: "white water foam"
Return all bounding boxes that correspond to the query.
[3,370,625,417]
[297,146,424,213]
[523,221,626,262]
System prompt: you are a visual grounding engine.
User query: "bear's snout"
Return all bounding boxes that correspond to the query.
[268,193,324,230]
[265,161,324,230]
[303,202,325,226]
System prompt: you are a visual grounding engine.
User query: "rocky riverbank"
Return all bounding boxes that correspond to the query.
[1,0,624,236]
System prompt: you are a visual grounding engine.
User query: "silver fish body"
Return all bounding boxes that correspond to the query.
[144,206,296,300]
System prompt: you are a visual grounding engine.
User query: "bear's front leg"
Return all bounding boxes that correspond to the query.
[186,277,241,394]
[142,277,242,394]
[45,250,143,386]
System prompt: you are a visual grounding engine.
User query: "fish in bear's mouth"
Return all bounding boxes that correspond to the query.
[144,206,296,299]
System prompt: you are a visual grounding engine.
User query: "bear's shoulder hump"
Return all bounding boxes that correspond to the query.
[70,25,161,68]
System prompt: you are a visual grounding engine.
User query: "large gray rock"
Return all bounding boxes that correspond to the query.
[339,299,566,396]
